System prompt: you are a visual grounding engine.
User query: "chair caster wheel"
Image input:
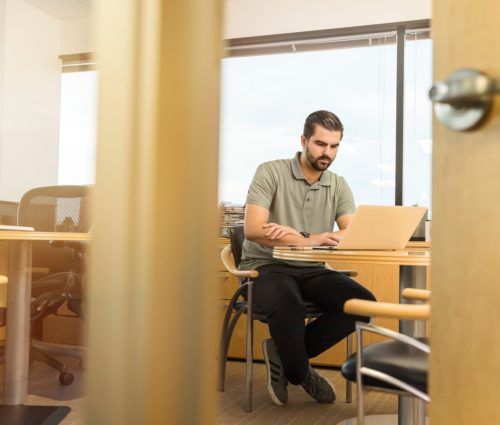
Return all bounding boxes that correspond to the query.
[59,372,74,385]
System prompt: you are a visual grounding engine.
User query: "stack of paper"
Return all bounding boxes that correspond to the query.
[218,202,245,237]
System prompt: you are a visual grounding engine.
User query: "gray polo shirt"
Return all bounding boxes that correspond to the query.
[239,152,355,271]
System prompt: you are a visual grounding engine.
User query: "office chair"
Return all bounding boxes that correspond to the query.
[218,225,357,412]
[340,289,430,425]
[19,185,90,384]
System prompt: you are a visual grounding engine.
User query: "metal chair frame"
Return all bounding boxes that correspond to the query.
[354,320,429,425]
[217,243,354,412]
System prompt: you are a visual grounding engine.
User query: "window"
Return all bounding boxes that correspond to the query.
[403,33,433,214]
[220,39,397,205]
[58,55,98,185]
[219,22,433,214]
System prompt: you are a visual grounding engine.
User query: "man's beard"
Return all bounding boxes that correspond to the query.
[305,147,334,171]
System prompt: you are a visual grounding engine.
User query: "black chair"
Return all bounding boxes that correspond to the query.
[1,185,91,385]
[217,226,357,412]
[339,290,430,425]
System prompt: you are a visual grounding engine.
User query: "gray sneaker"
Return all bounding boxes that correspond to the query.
[262,338,288,406]
[301,366,336,403]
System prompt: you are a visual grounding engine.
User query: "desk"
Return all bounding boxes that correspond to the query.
[0,231,91,406]
[273,247,431,425]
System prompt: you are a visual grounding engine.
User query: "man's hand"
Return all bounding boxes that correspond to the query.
[263,223,301,240]
[310,231,343,246]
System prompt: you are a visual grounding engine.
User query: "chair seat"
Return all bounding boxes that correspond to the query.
[233,300,323,321]
[341,338,429,394]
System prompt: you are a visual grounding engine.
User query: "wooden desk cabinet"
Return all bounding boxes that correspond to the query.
[217,238,430,367]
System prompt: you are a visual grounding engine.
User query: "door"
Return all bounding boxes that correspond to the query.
[430,1,500,423]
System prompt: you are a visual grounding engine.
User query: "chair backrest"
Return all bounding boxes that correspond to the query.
[17,185,92,272]
[229,226,245,268]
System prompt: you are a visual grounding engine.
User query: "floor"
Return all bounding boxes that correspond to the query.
[0,356,85,425]
[2,359,398,425]
[219,361,398,425]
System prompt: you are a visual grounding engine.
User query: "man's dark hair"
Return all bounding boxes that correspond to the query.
[303,110,344,140]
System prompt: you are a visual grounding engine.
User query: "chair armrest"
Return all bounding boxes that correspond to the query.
[324,263,358,277]
[336,270,358,278]
[50,240,89,252]
[220,245,259,279]
[344,299,430,320]
[401,288,430,302]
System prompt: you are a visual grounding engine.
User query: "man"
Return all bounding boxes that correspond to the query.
[239,110,376,406]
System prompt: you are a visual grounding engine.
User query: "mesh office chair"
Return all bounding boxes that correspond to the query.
[340,289,430,425]
[218,226,357,412]
[19,185,90,384]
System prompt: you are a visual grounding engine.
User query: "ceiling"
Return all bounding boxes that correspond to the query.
[25,0,91,19]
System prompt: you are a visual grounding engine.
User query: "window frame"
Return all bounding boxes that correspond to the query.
[224,19,431,206]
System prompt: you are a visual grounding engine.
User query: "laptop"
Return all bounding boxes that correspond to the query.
[318,205,427,250]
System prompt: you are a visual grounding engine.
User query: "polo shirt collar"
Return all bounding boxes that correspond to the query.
[291,152,332,187]
[291,152,306,180]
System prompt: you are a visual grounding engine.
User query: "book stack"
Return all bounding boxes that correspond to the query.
[218,202,245,237]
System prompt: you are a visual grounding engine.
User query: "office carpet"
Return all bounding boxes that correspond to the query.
[218,361,398,425]
[1,357,85,425]
[3,358,398,424]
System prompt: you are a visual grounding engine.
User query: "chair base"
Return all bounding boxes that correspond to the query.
[336,414,429,425]
[0,405,70,425]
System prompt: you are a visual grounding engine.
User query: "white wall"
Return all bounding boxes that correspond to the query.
[0,0,61,201]
[224,0,431,38]
[60,16,92,55]
[0,0,431,202]
[57,0,432,54]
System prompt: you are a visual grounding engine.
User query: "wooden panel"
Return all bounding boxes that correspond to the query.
[275,247,431,266]
[217,301,270,360]
[86,0,222,423]
[327,260,374,342]
[218,253,404,367]
[430,1,500,423]
[314,261,374,365]
[326,261,373,290]
[218,274,239,300]
[43,315,85,345]
[371,264,399,343]
[0,241,8,341]
[310,338,348,367]
[0,231,91,241]
[42,303,85,345]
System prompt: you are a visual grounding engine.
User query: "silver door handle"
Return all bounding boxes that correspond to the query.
[429,69,500,131]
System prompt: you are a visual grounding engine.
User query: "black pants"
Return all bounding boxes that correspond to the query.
[253,264,376,385]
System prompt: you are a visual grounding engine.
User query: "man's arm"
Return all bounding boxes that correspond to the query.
[244,204,341,247]
[331,213,353,239]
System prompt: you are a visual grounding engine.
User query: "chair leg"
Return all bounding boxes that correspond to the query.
[356,325,365,425]
[31,346,68,374]
[356,377,365,425]
[217,302,233,391]
[244,317,254,412]
[218,308,244,391]
[217,291,242,392]
[245,282,254,412]
[345,333,353,403]
[217,311,231,391]
[413,398,426,425]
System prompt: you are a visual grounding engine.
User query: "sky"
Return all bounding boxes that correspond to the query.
[219,37,432,212]
[57,38,432,214]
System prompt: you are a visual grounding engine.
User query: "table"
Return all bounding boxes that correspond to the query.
[0,231,91,406]
[273,246,431,425]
